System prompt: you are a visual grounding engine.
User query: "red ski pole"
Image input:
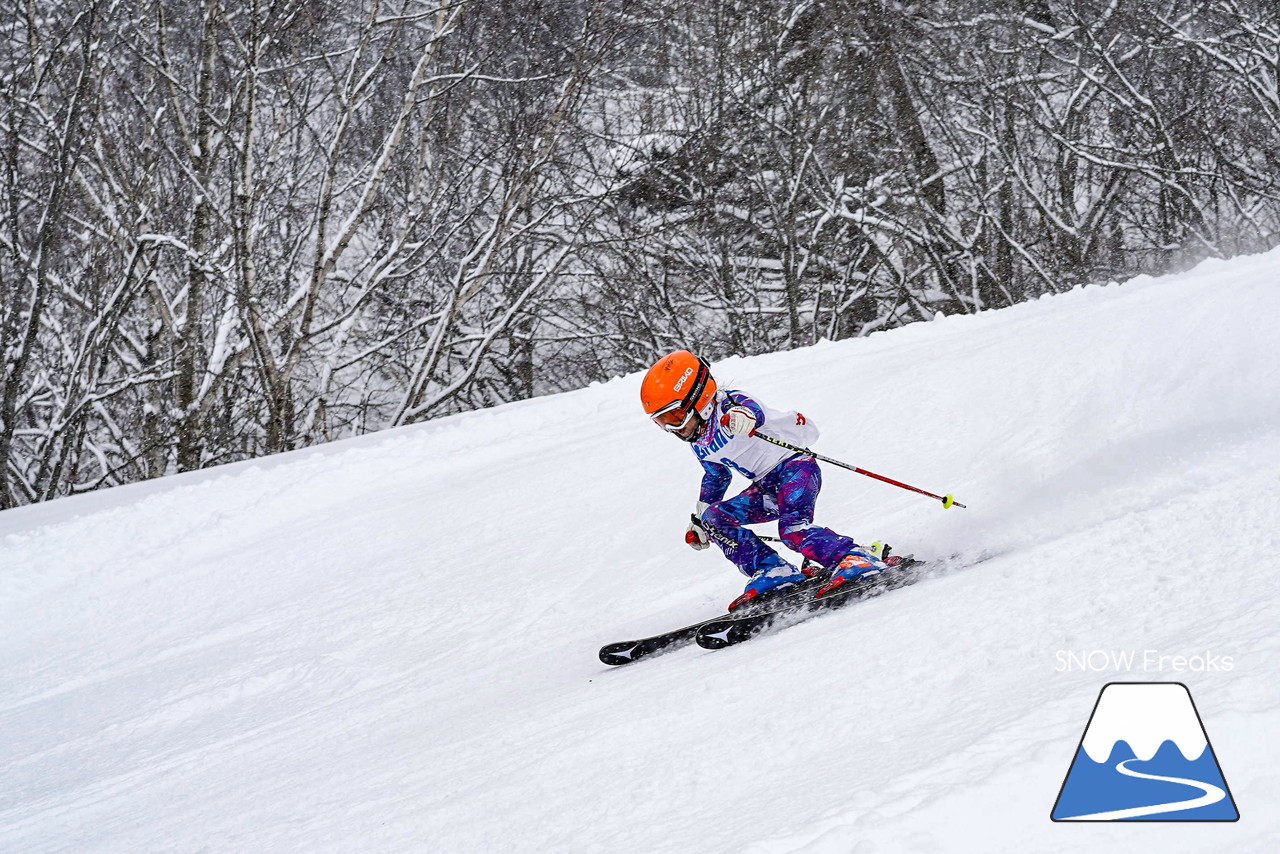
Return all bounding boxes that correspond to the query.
[754,432,967,509]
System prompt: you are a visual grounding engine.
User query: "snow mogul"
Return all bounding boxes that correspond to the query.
[640,349,891,612]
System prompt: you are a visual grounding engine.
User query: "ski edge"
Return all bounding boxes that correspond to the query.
[694,557,924,650]
[598,576,832,666]
[599,618,716,666]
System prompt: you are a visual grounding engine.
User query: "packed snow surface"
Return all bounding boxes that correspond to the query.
[4,250,1280,852]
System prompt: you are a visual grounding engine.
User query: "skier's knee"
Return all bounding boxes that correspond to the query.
[701,502,737,531]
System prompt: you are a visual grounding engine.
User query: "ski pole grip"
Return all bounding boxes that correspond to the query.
[687,512,712,545]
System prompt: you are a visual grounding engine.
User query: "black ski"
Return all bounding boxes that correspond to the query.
[695,557,925,650]
[599,618,719,666]
[599,574,831,666]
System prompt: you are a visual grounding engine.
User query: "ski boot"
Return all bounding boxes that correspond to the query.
[728,560,822,613]
[867,541,908,567]
[814,545,889,597]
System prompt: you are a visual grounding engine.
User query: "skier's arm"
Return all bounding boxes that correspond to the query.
[732,390,819,447]
[698,459,732,504]
[685,461,731,551]
[720,392,765,437]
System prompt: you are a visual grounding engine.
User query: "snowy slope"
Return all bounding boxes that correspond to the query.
[3,250,1280,853]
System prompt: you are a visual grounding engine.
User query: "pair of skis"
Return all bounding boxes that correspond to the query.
[599,556,924,666]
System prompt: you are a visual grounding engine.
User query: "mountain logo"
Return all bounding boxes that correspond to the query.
[1051,682,1239,821]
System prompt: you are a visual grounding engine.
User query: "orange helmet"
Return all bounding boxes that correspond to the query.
[641,350,717,439]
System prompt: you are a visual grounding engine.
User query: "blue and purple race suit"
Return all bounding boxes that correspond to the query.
[692,389,859,577]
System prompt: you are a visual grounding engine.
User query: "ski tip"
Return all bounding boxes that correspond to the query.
[599,642,641,666]
[696,612,775,649]
[695,621,740,650]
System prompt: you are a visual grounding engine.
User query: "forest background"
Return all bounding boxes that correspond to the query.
[3,0,1277,506]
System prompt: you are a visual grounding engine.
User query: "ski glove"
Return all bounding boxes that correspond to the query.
[720,405,757,438]
[685,502,711,550]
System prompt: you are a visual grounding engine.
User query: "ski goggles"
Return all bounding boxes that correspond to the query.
[650,359,711,433]
[650,399,700,433]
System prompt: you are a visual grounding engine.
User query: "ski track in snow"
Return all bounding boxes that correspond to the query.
[3,249,1280,853]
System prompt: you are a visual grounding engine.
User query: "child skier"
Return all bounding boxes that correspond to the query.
[640,349,888,612]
